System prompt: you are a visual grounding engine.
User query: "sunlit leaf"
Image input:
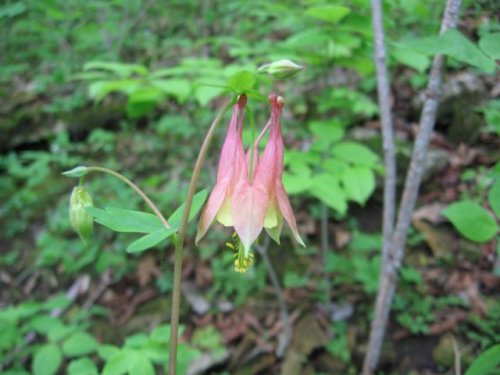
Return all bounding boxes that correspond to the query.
[32,344,62,375]
[341,166,375,205]
[442,200,498,243]
[227,70,256,93]
[479,33,500,60]
[62,331,98,357]
[126,228,176,253]
[305,5,351,23]
[309,174,347,215]
[465,344,500,375]
[86,207,164,233]
[167,189,208,229]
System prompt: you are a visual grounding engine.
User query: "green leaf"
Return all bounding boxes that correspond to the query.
[86,207,164,233]
[227,70,256,93]
[341,166,375,205]
[309,174,347,215]
[305,5,351,23]
[479,33,500,60]
[150,325,171,344]
[29,315,60,335]
[332,142,379,166]
[309,120,344,148]
[124,334,149,348]
[127,87,164,104]
[102,351,130,375]
[129,356,155,375]
[488,180,500,218]
[323,158,348,175]
[194,85,225,106]
[283,173,312,194]
[167,190,208,229]
[126,228,176,253]
[84,62,148,77]
[47,323,73,342]
[402,30,496,73]
[32,344,62,375]
[392,46,431,73]
[97,345,121,360]
[442,200,499,243]
[0,2,28,19]
[62,331,98,357]
[88,80,140,102]
[151,79,191,103]
[465,344,500,375]
[67,357,99,375]
[440,30,496,73]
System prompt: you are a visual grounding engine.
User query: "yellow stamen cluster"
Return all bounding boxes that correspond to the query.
[226,232,255,273]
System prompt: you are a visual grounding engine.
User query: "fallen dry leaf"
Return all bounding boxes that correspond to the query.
[136,255,161,287]
[413,219,456,257]
[412,203,447,224]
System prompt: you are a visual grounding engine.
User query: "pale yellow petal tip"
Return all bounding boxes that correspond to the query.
[295,233,306,247]
[195,230,204,246]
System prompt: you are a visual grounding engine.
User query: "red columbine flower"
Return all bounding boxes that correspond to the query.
[196,95,247,244]
[254,95,305,248]
[197,94,304,271]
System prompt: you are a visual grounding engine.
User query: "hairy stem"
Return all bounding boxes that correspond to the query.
[169,98,233,375]
[84,166,171,229]
[362,1,462,373]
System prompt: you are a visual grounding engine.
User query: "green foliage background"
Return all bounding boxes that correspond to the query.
[1,0,499,374]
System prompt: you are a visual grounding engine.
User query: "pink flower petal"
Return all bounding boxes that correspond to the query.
[231,181,269,255]
[276,182,305,247]
[196,178,231,244]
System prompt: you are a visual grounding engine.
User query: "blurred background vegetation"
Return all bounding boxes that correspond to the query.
[0,0,499,374]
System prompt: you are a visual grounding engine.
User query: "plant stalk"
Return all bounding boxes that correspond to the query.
[84,166,171,229]
[168,98,233,375]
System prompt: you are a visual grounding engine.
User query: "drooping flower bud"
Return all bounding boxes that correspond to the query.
[257,59,304,80]
[69,186,94,245]
[62,166,89,178]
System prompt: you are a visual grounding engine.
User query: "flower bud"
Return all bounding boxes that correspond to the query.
[63,166,89,178]
[257,59,304,80]
[70,186,94,245]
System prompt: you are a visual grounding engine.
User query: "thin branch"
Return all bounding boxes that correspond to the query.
[451,336,461,375]
[255,237,292,358]
[320,203,331,302]
[362,0,462,374]
[82,270,112,310]
[362,0,397,370]
[371,0,397,268]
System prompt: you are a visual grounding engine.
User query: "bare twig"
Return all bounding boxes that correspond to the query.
[370,0,397,269]
[362,0,397,370]
[82,269,112,310]
[320,203,331,302]
[255,237,292,358]
[451,336,461,375]
[362,0,462,374]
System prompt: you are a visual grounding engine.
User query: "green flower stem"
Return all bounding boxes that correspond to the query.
[169,98,233,375]
[84,166,171,229]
